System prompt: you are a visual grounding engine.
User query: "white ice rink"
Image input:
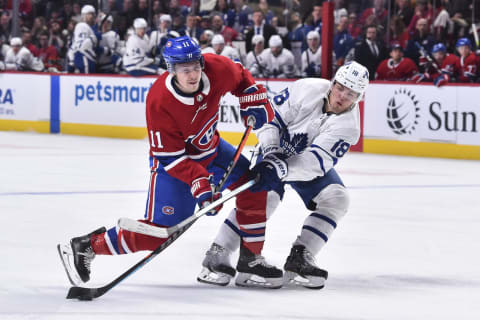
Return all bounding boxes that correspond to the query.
[1,131,479,320]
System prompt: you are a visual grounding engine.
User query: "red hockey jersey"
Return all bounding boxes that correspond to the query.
[458,52,477,82]
[145,54,256,186]
[375,57,419,81]
[427,53,460,79]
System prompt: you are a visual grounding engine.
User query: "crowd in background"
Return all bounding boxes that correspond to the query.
[1,0,480,86]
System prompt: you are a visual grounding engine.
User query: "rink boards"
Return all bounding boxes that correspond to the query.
[1,72,479,159]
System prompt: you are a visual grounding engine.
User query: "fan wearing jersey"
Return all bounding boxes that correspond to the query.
[199,61,369,289]
[58,36,280,288]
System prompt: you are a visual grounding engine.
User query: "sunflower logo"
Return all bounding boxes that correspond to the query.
[386,88,420,135]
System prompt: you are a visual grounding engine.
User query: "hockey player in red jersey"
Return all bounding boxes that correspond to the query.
[456,38,478,83]
[58,36,283,288]
[375,43,419,81]
[426,43,461,86]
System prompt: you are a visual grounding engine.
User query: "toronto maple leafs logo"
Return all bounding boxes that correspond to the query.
[280,131,308,156]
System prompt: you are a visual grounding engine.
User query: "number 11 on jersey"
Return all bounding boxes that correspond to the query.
[149,130,163,148]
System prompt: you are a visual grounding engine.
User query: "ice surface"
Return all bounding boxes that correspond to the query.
[1,131,479,320]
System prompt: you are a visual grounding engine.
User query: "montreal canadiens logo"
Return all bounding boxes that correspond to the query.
[162,206,174,215]
[386,88,420,135]
[166,41,172,47]
[191,114,218,151]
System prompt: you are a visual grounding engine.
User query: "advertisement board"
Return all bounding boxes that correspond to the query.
[364,83,480,144]
[0,73,51,132]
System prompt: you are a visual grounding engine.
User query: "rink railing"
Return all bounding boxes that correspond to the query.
[1,72,479,159]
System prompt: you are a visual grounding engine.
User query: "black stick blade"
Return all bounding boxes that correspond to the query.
[67,286,103,301]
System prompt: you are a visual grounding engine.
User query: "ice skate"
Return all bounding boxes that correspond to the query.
[235,245,283,289]
[57,227,106,285]
[197,243,236,286]
[283,245,328,289]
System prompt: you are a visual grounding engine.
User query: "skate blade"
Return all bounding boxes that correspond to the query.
[235,272,283,289]
[57,244,83,286]
[197,267,232,286]
[284,271,325,289]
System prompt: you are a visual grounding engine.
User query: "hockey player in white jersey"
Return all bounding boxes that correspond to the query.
[97,13,123,73]
[71,5,109,73]
[198,61,369,289]
[257,34,297,78]
[209,34,241,62]
[245,34,266,77]
[123,18,161,76]
[2,37,44,71]
[301,30,322,77]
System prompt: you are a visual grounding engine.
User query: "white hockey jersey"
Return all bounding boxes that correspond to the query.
[245,50,266,77]
[257,47,298,78]
[4,46,44,71]
[71,22,100,61]
[256,78,360,182]
[301,47,321,77]
[123,33,154,71]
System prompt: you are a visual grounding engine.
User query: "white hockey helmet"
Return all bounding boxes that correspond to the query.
[10,37,23,47]
[269,35,283,48]
[133,18,148,30]
[332,61,369,101]
[81,5,96,15]
[211,34,225,45]
[252,34,264,45]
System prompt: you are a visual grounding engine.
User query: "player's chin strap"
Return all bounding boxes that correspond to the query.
[65,119,256,301]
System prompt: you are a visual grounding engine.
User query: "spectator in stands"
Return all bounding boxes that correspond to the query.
[354,24,387,80]
[258,0,274,25]
[211,12,238,45]
[31,16,47,41]
[334,15,354,67]
[229,0,253,37]
[308,1,323,35]
[407,0,433,35]
[386,15,409,49]
[245,34,266,77]
[168,0,188,21]
[432,0,453,42]
[347,12,361,39]
[137,0,149,20]
[37,30,61,71]
[0,11,11,41]
[333,0,347,25]
[395,0,414,27]
[358,0,388,32]
[375,43,418,81]
[301,30,322,77]
[179,14,202,42]
[48,19,66,56]
[257,34,297,78]
[123,18,160,76]
[0,35,10,66]
[245,9,276,53]
[455,38,477,83]
[21,28,39,57]
[2,37,44,71]
[208,34,241,62]
[404,18,435,70]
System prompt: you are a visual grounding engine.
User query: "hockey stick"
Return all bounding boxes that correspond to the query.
[118,117,255,238]
[118,178,256,238]
[66,180,254,300]
[415,41,441,73]
[67,121,255,300]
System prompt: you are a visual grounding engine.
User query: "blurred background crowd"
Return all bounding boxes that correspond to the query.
[1,0,480,86]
